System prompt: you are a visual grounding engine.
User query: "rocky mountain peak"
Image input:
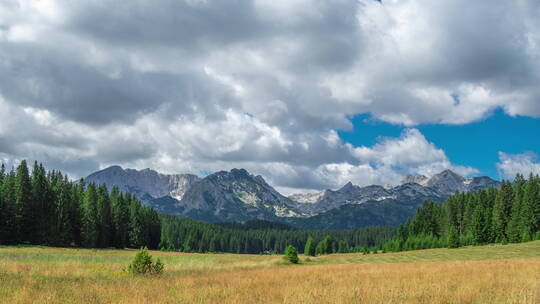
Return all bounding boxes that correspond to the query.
[338,181,359,193]
[400,174,428,185]
[86,166,200,202]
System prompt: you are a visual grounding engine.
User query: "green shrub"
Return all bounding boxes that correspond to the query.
[128,247,164,275]
[284,245,299,264]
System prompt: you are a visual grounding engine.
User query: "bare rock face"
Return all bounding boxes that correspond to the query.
[85,166,200,202]
[86,166,500,229]
[177,169,304,222]
[400,174,428,186]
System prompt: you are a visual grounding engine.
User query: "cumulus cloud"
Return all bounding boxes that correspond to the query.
[0,0,538,192]
[497,152,540,180]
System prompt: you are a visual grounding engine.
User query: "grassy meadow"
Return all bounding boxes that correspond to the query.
[1,241,539,304]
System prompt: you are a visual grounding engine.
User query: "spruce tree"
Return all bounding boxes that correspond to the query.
[53,176,74,246]
[520,175,538,240]
[507,176,525,242]
[0,171,17,244]
[523,174,540,234]
[82,183,99,248]
[447,225,459,248]
[111,187,129,248]
[0,164,5,243]
[32,162,53,244]
[16,160,32,243]
[471,191,489,244]
[97,184,112,248]
[492,181,513,242]
[284,245,299,264]
[304,236,316,256]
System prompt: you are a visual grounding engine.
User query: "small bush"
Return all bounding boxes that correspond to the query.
[128,247,164,275]
[284,245,299,264]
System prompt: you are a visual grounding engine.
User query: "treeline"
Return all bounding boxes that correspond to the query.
[382,174,540,252]
[159,216,394,254]
[0,160,394,254]
[0,161,161,248]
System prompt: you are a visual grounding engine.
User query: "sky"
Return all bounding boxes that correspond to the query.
[1,0,540,194]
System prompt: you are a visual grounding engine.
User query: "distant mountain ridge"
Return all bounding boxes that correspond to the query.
[86,167,501,229]
[85,166,200,202]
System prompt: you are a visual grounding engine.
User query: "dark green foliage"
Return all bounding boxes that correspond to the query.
[383,173,540,252]
[304,236,316,256]
[472,191,490,244]
[284,245,299,264]
[0,161,160,249]
[0,160,391,254]
[127,247,164,275]
[492,181,513,242]
[97,184,113,247]
[160,216,393,254]
[16,160,32,243]
[315,236,332,255]
[447,225,459,248]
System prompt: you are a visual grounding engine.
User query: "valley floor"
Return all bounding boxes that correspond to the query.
[0,241,539,303]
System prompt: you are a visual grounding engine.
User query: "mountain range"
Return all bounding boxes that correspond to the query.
[86,166,500,229]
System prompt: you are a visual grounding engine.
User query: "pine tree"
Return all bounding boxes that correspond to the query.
[111,187,129,248]
[507,175,525,242]
[16,160,32,243]
[520,175,538,240]
[471,191,489,244]
[447,225,459,248]
[0,171,17,244]
[82,183,99,248]
[284,245,299,264]
[69,179,85,246]
[492,181,513,242]
[0,164,5,243]
[97,184,112,248]
[304,236,316,256]
[32,162,54,244]
[316,236,332,255]
[53,176,74,246]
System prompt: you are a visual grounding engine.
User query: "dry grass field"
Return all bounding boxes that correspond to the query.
[1,241,539,304]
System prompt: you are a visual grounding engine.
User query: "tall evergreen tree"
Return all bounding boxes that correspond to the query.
[0,164,6,242]
[52,175,75,246]
[32,162,53,244]
[507,174,525,242]
[304,236,316,256]
[16,160,32,243]
[492,181,513,242]
[111,187,130,248]
[0,171,17,244]
[82,183,99,248]
[447,225,459,248]
[97,184,113,248]
[471,191,490,244]
[521,175,539,239]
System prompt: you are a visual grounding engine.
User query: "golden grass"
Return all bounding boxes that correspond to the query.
[1,241,539,304]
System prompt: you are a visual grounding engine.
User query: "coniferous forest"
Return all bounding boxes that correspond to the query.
[2,161,538,254]
[0,161,161,249]
[0,161,394,253]
[382,174,540,252]
[160,216,394,254]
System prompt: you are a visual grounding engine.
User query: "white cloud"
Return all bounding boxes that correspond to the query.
[497,152,540,180]
[0,0,538,193]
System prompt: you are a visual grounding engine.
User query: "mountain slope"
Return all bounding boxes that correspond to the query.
[86,166,500,230]
[85,166,200,202]
[177,169,303,222]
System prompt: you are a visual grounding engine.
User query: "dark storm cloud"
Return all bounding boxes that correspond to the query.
[0,42,238,125]
[67,0,264,50]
